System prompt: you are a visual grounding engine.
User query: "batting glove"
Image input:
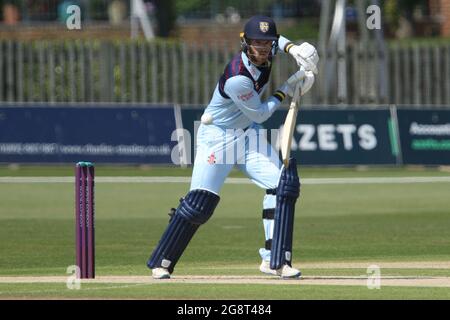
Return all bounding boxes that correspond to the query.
[300,70,315,96]
[279,67,315,97]
[278,68,305,97]
[288,42,319,75]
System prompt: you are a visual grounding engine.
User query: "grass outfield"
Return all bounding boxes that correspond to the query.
[0,165,449,299]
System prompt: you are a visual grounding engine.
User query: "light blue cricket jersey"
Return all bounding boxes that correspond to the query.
[203,36,293,129]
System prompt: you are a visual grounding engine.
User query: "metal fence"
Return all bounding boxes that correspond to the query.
[1,39,450,105]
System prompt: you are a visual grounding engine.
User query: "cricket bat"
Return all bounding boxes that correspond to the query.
[280,83,301,168]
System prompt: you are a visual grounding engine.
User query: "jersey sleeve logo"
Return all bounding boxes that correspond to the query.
[237,91,254,101]
[207,152,216,164]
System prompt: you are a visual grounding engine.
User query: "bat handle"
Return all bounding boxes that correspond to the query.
[284,84,302,169]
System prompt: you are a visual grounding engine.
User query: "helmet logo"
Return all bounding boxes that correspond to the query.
[259,21,269,33]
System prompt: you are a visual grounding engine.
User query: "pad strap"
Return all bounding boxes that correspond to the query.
[262,208,275,219]
[265,239,272,250]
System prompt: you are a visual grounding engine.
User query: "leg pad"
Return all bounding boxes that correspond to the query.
[270,158,301,270]
[147,189,220,273]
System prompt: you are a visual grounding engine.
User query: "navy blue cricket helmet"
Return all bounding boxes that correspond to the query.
[243,15,279,41]
[240,15,279,54]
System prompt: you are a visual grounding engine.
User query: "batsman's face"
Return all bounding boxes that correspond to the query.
[248,39,272,65]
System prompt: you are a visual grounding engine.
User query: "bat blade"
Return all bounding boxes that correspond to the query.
[281,84,301,168]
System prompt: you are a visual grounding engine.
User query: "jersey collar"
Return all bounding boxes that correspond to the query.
[241,52,261,81]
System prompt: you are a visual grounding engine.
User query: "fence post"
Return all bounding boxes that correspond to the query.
[119,42,127,102]
[68,41,76,103]
[433,46,441,105]
[368,42,377,104]
[0,41,3,102]
[161,41,169,104]
[150,41,158,103]
[171,42,179,104]
[445,45,450,104]
[7,40,14,102]
[48,41,55,103]
[402,46,411,105]
[17,41,24,102]
[386,44,392,104]
[351,42,359,104]
[181,42,188,105]
[38,41,45,102]
[393,44,401,105]
[130,41,137,103]
[109,42,115,103]
[27,42,34,102]
[140,41,148,103]
[99,41,107,102]
[424,46,431,105]
[212,41,219,90]
[360,42,368,104]
[58,42,65,102]
[192,43,200,105]
[202,43,210,105]
[84,41,92,102]
[413,45,421,105]
[77,41,85,103]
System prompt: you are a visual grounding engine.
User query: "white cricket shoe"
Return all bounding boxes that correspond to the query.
[259,260,277,275]
[276,264,301,279]
[260,260,301,278]
[152,267,171,279]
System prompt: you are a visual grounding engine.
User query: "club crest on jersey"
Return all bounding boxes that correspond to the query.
[259,21,269,33]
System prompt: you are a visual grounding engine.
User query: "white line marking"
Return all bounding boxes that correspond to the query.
[1,176,450,184]
[1,275,450,287]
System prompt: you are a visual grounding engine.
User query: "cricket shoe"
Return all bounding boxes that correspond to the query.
[259,260,277,275]
[260,261,301,278]
[152,267,171,279]
[276,265,301,279]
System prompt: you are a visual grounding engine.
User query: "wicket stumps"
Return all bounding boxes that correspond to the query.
[75,161,95,279]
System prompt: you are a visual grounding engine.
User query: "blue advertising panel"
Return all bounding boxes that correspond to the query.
[181,107,398,166]
[0,105,176,163]
[397,108,450,165]
[265,108,397,165]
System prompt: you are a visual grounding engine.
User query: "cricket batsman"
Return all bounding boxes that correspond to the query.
[147,15,318,279]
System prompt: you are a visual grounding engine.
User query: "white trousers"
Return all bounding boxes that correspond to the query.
[190,123,281,259]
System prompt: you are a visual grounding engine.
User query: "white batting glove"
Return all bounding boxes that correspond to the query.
[288,42,319,75]
[300,70,315,96]
[279,68,315,97]
[278,68,305,97]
